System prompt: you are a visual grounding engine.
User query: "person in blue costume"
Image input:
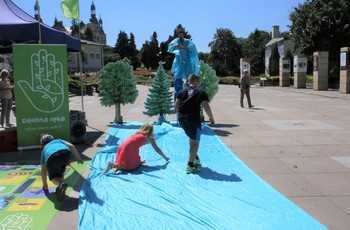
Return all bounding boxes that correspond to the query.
[168,28,200,101]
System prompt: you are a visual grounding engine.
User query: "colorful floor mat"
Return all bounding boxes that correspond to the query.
[79,122,327,229]
[0,161,87,230]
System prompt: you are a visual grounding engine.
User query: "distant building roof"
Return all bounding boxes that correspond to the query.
[266,37,285,47]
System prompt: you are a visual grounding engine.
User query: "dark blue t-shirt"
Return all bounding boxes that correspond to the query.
[176,86,209,127]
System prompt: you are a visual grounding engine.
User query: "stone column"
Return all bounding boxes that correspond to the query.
[340,47,350,94]
[293,56,307,88]
[279,57,290,87]
[313,51,329,90]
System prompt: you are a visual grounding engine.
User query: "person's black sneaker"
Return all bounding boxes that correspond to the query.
[56,182,68,201]
[249,105,254,108]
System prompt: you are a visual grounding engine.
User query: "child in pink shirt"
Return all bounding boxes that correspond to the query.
[104,123,169,173]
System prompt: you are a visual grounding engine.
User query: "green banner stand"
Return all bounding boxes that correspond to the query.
[13,45,70,149]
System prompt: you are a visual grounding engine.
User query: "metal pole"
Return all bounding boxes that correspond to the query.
[37,0,42,44]
[78,22,84,112]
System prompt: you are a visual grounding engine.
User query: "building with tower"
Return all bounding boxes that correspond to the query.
[85,1,106,45]
[50,1,106,72]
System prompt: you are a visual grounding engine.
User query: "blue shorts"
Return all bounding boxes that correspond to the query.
[178,120,201,140]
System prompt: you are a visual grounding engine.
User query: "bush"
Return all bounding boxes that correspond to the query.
[306,75,313,83]
[135,74,153,85]
[68,74,85,89]
[219,76,240,85]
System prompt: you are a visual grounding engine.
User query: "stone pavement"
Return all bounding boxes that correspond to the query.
[2,84,350,229]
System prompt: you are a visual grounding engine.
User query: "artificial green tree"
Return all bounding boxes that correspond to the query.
[199,60,219,101]
[198,60,219,121]
[143,62,175,124]
[98,60,138,123]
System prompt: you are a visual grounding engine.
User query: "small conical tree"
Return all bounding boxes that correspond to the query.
[98,60,138,123]
[143,62,175,124]
[198,60,219,121]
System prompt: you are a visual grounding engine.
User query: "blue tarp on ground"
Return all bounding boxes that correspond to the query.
[79,122,327,230]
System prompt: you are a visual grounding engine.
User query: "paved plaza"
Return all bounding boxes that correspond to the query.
[2,84,350,229]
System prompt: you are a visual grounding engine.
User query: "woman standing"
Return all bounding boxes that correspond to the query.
[0,69,14,127]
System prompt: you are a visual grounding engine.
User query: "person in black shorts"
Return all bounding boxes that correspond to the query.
[40,134,84,201]
[175,74,215,173]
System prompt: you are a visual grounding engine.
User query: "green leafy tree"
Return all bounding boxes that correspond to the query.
[103,46,120,65]
[285,48,294,76]
[140,32,161,69]
[269,44,280,76]
[198,52,210,63]
[140,41,150,69]
[84,27,94,42]
[143,62,175,124]
[70,19,80,37]
[289,0,350,80]
[198,60,219,101]
[159,24,192,70]
[98,61,138,123]
[208,28,242,76]
[242,29,271,75]
[198,60,219,121]
[148,32,160,69]
[128,33,139,70]
[114,31,129,59]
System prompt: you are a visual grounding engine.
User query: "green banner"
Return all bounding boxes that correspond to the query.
[13,45,70,148]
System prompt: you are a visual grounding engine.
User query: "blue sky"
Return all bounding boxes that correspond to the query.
[12,0,306,52]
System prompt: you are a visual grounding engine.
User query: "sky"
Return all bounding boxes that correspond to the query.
[12,0,306,53]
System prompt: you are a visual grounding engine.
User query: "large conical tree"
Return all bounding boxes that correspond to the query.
[98,60,138,123]
[143,62,175,124]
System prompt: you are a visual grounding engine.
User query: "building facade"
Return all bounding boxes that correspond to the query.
[265,26,294,75]
[51,1,106,73]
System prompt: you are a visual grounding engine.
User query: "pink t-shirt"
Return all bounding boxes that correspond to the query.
[115,133,147,170]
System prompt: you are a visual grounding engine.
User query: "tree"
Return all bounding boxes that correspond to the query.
[198,60,219,101]
[198,52,210,63]
[114,31,129,59]
[159,24,192,70]
[148,32,160,69]
[103,46,120,65]
[98,61,138,123]
[70,19,80,37]
[285,48,294,76]
[128,33,139,70]
[143,62,175,124]
[198,60,219,121]
[289,0,350,80]
[208,28,242,76]
[242,29,271,75]
[139,32,161,69]
[140,41,150,69]
[269,44,280,76]
[84,27,94,42]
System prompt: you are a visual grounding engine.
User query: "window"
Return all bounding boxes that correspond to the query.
[90,53,94,59]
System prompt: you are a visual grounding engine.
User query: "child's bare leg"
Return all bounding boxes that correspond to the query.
[103,161,114,174]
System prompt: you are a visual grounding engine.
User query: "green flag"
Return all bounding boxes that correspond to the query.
[61,0,80,20]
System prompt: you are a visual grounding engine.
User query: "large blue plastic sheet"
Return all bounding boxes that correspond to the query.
[79,122,327,230]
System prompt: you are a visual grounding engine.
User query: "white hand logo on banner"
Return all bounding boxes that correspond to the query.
[17,49,64,113]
